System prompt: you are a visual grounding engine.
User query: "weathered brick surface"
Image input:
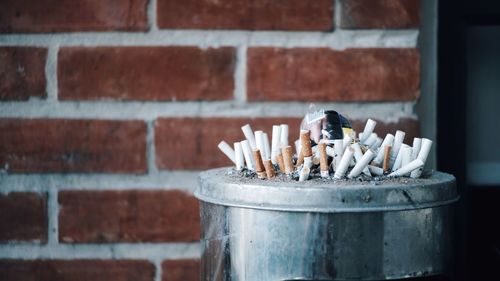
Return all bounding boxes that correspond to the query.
[0,0,148,33]
[0,260,155,281]
[162,259,200,281]
[0,47,47,101]
[59,190,200,243]
[0,119,147,173]
[154,117,303,170]
[154,117,419,170]
[340,0,421,29]
[157,0,333,31]
[58,47,235,101]
[247,48,420,102]
[0,193,47,242]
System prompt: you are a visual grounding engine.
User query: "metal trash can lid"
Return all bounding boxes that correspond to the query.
[196,168,458,213]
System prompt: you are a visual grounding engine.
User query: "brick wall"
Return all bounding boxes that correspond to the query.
[0,1,425,280]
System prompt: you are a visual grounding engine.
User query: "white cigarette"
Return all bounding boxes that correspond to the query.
[280,124,289,147]
[326,145,335,157]
[254,130,265,159]
[390,130,405,166]
[299,156,312,182]
[241,124,257,150]
[389,159,424,177]
[368,165,384,176]
[373,133,394,165]
[351,143,371,176]
[360,119,377,143]
[294,139,301,156]
[411,138,422,160]
[410,138,432,178]
[364,133,378,147]
[263,133,271,161]
[333,139,344,171]
[370,137,383,150]
[400,145,412,176]
[334,147,354,179]
[348,148,375,178]
[240,140,255,171]
[271,125,282,164]
[234,142,245,170]
[342,135,352,150]
[218,141,236,164]
[392,144,410,172]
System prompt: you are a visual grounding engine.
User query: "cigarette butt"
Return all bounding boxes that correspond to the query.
[299,156,312,181]
[390,130,406,166]
[300,130,313,157]
[351,142,371,177]
[241,124,257,150]
[282,146,294,174]
[389,159,424,177]
[263,133,271,162]
[218,141,236,164]
[241,140,255,171]
[342,135,352,151]
[370,137,383,150]
[364,133,378,147]
[255,131,266,160]
[334,147,354,179]
[348,148,375,178]
[296,150,304,167]
[373,133,394,165]
[253,149,266,179]
[277,153,286,172]
[318,142,329,178]
[263,159,276,179]
[400,145,412,176]
[410,138,432,178]
[360,119,377,143]
[271,125,282,164]
[392,144,410,172]
[280,124,289,147]
[411,138,422,161]
[383,145,392,173]
[333,139,344,171]
[312,156,320,166]
[234,142,245,171]
[368,165,384,176]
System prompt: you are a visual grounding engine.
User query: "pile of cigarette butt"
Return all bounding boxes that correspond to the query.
[218,110,432,182]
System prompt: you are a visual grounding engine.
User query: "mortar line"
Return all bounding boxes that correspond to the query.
[154,259,162,281]
[147,0,158,32]
[45,44,59,102]
[47,188,59,245]
[0,30,419,48]
[234,46,247,103]
[0,101,417,121]
[147,120,159,175]
[335,0,342,29]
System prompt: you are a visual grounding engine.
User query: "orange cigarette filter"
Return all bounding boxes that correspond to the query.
[263,159,276,179]
[318,142,329,173]
[383,145,392,173]
[300,130,313,157]
[282,146,294,174]
[277,153,286,172]
[253,149,266,179]
[296,150,304,167]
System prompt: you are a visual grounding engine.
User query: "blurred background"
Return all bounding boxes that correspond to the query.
[0,0,498,280]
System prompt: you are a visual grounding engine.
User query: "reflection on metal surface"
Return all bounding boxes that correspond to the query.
[197,168,458,281]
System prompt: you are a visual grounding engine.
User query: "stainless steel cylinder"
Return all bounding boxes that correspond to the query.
[196,168,458,281]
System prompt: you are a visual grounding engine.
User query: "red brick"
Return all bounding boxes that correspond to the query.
[157,0,333,31]
[0,192,47,242]
[162,259,200,281]
[350,117,420,143]
[58,47,235,101]
[247,48,420,102]
[340,0,421,29]
[154,117,419,170]
[0,47,47,101]
[58,190,200,243]
[0,0,148,33]
[155,117,303,170]
[0,119,147,173]
[0,260,154,281]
